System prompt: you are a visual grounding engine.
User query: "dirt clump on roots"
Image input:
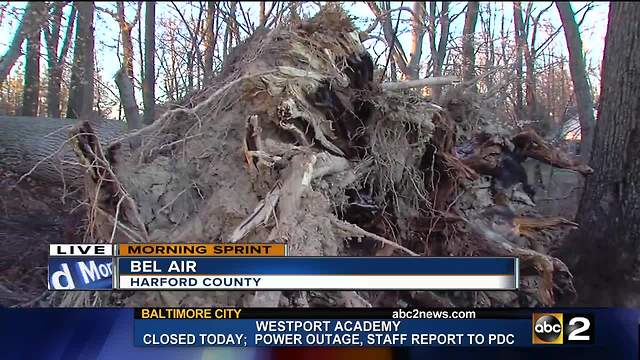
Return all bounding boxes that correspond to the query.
[52,5,593,309]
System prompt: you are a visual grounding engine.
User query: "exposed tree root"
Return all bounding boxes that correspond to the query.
[46,5,593,309]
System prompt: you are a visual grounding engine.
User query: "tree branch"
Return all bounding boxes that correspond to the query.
[381,76,460,90]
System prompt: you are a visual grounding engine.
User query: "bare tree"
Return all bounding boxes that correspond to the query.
[428,1,450,100]
[112,1,142,128]
[203,1,217,82]
[0,2,48,84]
[137,1,144,87]
[462,1,479,86]
[259,1,266,26]
[66,1,95,119]
[525,4,554,125]
[143,1,155,125]
[114,1,141,80]
[157,18,183,101]
[223,1,239,58]
[557,2,596,157]
[21,14,41,116]
[170,1,206,92]
[512,1,525,119]
[408,1,426,80]
[367,1,424,80]
[44,2,76,118]
[478,3,496,91]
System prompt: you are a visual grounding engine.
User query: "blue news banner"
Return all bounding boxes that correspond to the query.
[130,308,630,350]
[1,308,639,359]
[48,256,518,290]
[135,315,526,347]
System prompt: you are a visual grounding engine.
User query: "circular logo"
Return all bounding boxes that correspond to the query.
[534,315,562,342]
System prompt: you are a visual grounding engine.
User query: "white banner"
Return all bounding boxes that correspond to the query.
[49,244,114,256]
[118,275,516,290]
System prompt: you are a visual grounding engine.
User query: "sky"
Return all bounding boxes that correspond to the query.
[0,1,610,114]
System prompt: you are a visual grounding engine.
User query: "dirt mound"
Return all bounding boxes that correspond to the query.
[0,169,88,306]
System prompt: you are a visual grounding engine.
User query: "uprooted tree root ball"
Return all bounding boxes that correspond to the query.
[58,6,591,308]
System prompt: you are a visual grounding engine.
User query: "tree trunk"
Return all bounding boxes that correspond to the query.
[462,1,479,86]
[115,68,142,129]
[290,1,301,24]
[0,2,48,84]
[115,1,141,129]
[407,1,426,80]
[556,2,596,158]
[117,1,135,80]
[520,4,537,122]
[525,5,541,124]
[229,1,239,46]
[479,3,495,91]
[186,53,194,92]
[513,2,525,119]
[143,1,156,125]
[559,2,640,307]
[66,1,95,119]
[134,2,143,90]
[0,116,126,184]
[259,2,266,26]
[203,1,216,82]
[429,1,450,101]
[46,4,76,118]
[21,27,41,116]
[45,2,64,117]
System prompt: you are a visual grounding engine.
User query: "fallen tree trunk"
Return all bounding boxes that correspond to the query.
[0,116,127,184]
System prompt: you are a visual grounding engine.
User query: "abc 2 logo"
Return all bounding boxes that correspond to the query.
[532,313,595,345]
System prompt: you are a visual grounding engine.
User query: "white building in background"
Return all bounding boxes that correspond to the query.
[561,106,599,141]
[562,115,582,141]
[558,108,598,155]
